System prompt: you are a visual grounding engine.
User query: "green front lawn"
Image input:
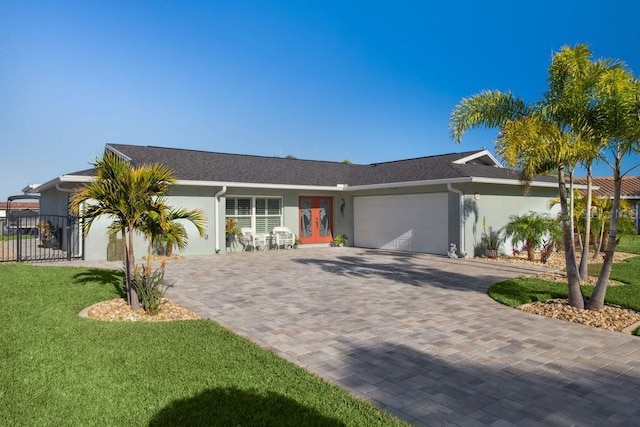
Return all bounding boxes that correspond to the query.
[617,234,640,254]
[0,264,406,427]
[488,256,640,336]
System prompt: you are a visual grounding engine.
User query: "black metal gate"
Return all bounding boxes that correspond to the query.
[0,213,81,262]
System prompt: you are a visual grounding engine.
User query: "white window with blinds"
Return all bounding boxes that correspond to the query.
[225,197,282,233]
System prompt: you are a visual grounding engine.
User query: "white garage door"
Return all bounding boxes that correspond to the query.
[354,193,449,254]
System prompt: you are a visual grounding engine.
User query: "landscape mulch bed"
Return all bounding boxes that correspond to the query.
[487,251,640,333]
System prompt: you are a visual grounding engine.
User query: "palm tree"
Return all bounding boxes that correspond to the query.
[504,212,558,261]
[546,45,626,281]
[450,44,627,310]
[450,75,586,308]
[140,203,207,259]
[587,66,640,310]
[70,152,176,310]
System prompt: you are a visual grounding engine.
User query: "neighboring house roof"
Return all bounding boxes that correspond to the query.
[0,202,39,210]
[28,143,561,193]
[574,177,640,200]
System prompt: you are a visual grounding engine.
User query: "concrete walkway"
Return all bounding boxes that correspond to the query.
[61,248,640,425]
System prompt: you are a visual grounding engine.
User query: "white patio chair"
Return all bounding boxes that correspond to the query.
[272,226,295,250]
[239,227,266,251]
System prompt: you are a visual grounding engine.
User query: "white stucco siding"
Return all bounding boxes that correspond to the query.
[353,193,448,254]
[163,193,215,256]
[461,186,559,257]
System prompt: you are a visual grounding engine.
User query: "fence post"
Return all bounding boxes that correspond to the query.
[16,214,22,262]
[66,216,72,261]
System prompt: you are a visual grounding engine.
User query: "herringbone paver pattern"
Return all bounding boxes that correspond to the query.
[67,248,640,426]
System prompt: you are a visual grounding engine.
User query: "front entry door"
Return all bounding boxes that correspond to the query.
[299,197,333,244]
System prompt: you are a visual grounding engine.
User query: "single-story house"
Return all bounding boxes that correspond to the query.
[574,176,640,234]
[28,143,564,261]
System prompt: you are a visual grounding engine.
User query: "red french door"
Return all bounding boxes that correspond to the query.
[299,196,333,244]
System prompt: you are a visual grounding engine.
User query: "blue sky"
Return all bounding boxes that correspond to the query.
[1,0,639,200]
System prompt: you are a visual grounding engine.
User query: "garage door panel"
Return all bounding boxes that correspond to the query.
[354,194,448,254]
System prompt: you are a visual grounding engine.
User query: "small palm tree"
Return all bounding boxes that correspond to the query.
[70,152,176,310]
[140,204,207,259]
[504,212,559,262]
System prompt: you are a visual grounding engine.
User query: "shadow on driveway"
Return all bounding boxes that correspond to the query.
[294,250,552,294]
[337,340,639,426]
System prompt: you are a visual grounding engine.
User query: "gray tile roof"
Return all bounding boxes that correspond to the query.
[97,143,555,187]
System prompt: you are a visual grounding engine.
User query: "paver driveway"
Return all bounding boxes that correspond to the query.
[162,248,640,426]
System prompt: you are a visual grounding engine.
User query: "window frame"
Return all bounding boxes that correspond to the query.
[225,196,283,234]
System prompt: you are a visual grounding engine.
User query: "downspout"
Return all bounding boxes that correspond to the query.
[214,186,227,253]
[447,183,465,257]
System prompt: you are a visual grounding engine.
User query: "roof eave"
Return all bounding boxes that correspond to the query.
[106,143,132,161]
[347,177,472,191]
[175,179,348,192]
[452,149,503,167]
[470,177,590,189]
[29,175,94,193]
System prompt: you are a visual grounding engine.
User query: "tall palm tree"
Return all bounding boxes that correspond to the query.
[546,45,625,280]
[504,212,558,261]
[586,66,640,310]
[450,44,628,310]
[498,115,586,269]
[450,86,586,309]
[70,152,176,310]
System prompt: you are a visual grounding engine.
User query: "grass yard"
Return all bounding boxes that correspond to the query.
[488,256,640,336]
[617,234,640,254]
[0,264,407,427]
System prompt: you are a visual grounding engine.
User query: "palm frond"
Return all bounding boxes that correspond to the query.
[449,90,529,143]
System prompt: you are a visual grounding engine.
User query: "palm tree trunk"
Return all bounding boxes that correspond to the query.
[593,221,605,260]
[558,165,584,309]
[568,169,581,282]
[579,165,593,278]
[127,227,140,310]
[120,229,130,304]
[587,163,622,310]
[526,242,536,261]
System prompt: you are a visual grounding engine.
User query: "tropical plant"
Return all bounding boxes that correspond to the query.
[331,234,348,247]
[503,212,559,262]
[70,151,176,310]
[132,260,172,315]
[141,204,207,258]
[135,202,205,315]
[450,44,624,310]
[480,227,504,258]
[225,219,240,238]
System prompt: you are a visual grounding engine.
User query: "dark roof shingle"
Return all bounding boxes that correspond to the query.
[102,143,556,187]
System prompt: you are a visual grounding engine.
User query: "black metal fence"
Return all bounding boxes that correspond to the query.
[0,214,81,262]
